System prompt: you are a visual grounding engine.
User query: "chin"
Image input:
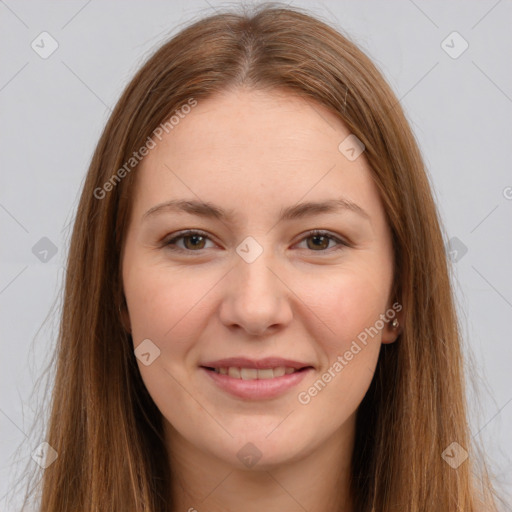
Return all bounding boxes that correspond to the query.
[217,429,313,470]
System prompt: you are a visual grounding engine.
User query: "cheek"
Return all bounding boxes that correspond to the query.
[294,269,387,418]
[123,263,205,403]
[301,263,390,354]
[123,260,221,361]
[125,271,174,340]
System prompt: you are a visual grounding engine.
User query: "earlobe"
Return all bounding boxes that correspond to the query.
[381,316,402,344]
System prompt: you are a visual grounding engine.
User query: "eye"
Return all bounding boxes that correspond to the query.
[295,229,348,252]
[163,229,348,254]
[163,230,215,252]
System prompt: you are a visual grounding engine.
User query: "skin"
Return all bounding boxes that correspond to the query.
[120,87,401,512]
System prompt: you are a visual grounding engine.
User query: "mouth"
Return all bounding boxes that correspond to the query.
[199,359,314,400]
[202,366,311,380]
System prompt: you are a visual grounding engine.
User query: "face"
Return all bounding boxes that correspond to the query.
[121,87,399,470]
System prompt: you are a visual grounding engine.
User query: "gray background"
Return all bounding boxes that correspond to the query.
[1,0,511,509]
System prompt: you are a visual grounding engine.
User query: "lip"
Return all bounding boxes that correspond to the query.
[202,367,312,400]
[200,357,312,370]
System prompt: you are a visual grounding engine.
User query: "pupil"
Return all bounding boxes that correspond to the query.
[309,235,327,250]
[186,235,204,249]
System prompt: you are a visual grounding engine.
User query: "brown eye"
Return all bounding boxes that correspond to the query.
[297,230,347,253]
[182,234,207,250]
[306,234,331,251]
[164,229,347,255]
[164,230,214,252]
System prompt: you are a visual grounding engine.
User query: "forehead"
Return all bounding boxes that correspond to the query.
[130,88,383,227]
[163,88,350,158]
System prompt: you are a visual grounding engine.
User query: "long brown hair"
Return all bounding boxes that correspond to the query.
[17,3,502,510]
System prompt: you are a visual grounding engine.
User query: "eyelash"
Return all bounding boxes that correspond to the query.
[163,229,348,255]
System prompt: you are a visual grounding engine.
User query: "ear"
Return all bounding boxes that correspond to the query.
[381,304,402,344]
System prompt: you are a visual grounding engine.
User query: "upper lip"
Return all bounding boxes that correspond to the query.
[200,357,313,370]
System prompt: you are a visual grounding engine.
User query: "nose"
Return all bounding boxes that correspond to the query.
[218,247,293,337]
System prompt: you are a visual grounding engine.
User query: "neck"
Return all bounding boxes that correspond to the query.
[165,416,355,512]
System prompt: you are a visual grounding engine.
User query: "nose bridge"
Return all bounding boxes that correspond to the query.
[235,236,280,304]
[220,235,292,334]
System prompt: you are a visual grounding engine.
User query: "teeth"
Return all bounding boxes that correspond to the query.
[257,368,275,379]
[273,366,286,377]
[228,367,241,378]
[213,366,298,380]
[240,368,258,380]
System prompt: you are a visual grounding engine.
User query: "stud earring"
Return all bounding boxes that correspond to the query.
[391,318,399,329]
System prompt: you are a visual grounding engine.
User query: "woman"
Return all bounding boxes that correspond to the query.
[22,3,502,511]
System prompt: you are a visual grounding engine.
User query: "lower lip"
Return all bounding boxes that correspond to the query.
[201,367,313,400]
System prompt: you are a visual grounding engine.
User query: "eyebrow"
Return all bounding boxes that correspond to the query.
[142,198,370,223]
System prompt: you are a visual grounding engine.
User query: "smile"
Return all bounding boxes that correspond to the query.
[209,366,300,379]
[201,365,313,400]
